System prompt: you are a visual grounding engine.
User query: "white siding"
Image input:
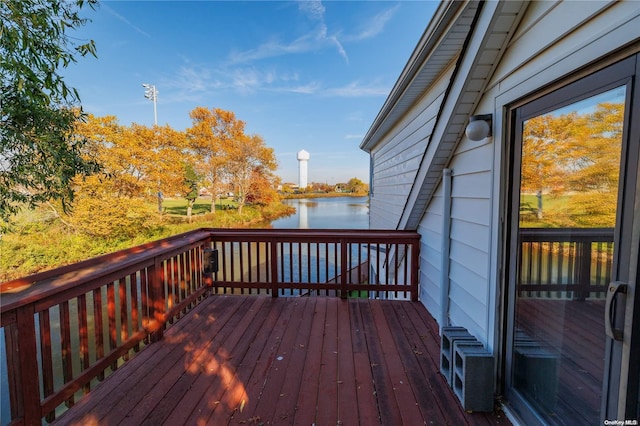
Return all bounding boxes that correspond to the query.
[493,1,640,97]
[413,0,640,350]
[417,187,444,317]
[428,138,493,342]
[369,68,453,229]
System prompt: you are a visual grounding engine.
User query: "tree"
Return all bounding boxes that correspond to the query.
[62,174,159,239]
[72,114,193,230]
[187,107,245,213]
[183,163,201,222]
[520,101,623,227]
[226,134,278,213]
[76,115,189,200]
[0,0,99,222]
[186,106,278,213]
[344,177,368,194]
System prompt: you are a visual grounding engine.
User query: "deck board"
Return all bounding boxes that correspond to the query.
[54,296,510,425]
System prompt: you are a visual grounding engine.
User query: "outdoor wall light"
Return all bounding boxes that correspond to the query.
[465,114,493,141]
[203,247,219,275]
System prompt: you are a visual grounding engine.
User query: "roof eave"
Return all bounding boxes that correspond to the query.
[359,0,468,153]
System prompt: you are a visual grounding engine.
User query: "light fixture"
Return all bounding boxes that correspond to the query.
[465,114,492,141]
[142,83,159,125]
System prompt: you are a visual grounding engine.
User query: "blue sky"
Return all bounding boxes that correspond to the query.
[64,1,437,184]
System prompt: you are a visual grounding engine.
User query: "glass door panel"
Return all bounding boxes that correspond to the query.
[512,86,626,424]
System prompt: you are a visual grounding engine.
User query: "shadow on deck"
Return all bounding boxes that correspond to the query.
[54,296,509,425]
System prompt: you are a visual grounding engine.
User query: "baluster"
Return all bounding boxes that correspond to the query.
[15,305,42,425]
[77,293,90,393]
[340,239,348,299]
[140,268,151,344]
[576,239,591,301]
[403,244,409,299]
[558,242,565,299]
[179,253,187,314]
[169,257,177,323]
[297,242,302,294]
[307,242,312,288]
[38,309,55,421]
[316,243,321,290]
[93,287,105,380]
[222,242,228,294]
[185,249,193,304]
[149,256,166,342]
[385,244,390,299]
[106,281,118,370]
[567,242,576,298]
[247,241,253,294]
[130,272,140,352]
[238,241,244,295]
[394,244,399,299]
[290,242,295,296]
[270,239,279,297]
[59,300,74,407]
[119,278,129,361]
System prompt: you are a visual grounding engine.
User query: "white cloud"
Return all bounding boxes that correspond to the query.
[345,134,364,140]
[227,0,349,65]
[298,0,326,21]
[347,5,400,42]
[324,81,390,98]
[101,3,151,38]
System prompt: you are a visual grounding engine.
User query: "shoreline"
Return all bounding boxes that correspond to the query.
[282,192,369,200]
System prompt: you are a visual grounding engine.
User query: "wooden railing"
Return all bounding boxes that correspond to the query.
[518,227,614,300]
[0,228,420,425]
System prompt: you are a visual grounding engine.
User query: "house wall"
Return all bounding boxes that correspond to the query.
[415,0,640,350]
[369,66,454,230]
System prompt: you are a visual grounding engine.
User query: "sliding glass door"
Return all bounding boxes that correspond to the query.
[505,54,640,424]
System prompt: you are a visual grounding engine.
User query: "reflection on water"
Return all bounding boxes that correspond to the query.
[271,196,369,229]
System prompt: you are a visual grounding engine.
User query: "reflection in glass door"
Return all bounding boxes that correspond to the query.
[510,85,626,424]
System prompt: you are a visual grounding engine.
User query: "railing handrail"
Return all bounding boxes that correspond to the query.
[519,227,614,242]
[0,229,213,312]
[1,228,420,309]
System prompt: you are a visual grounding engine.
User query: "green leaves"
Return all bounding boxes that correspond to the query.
[1,0,99,221]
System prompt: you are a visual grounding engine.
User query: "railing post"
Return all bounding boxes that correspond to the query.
[340,239,348,299]
[576,239,591,301]
[9,305,43,425]
[270,239,279,298]
[411,238,420,302]
[149,256,166,342]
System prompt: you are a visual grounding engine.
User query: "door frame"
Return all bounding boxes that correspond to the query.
[501,53,640,424]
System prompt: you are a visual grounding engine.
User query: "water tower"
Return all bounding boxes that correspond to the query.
[297,149,310,189]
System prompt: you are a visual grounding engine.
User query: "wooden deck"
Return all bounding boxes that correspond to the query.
[53,296,509,425]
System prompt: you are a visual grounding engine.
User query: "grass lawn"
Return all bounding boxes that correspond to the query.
[162,197,237,216]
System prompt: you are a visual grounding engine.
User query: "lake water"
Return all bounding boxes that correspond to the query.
[271,196,369,229]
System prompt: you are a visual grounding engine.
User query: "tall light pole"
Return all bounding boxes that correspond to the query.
[142,83,158,125]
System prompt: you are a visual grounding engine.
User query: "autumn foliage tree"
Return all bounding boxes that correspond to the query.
[520,101,623,227]
[68,114,192,236]
[187,106,278,214]
[187,107,240,213]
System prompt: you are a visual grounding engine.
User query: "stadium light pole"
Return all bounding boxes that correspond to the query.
[142,83,158,125]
